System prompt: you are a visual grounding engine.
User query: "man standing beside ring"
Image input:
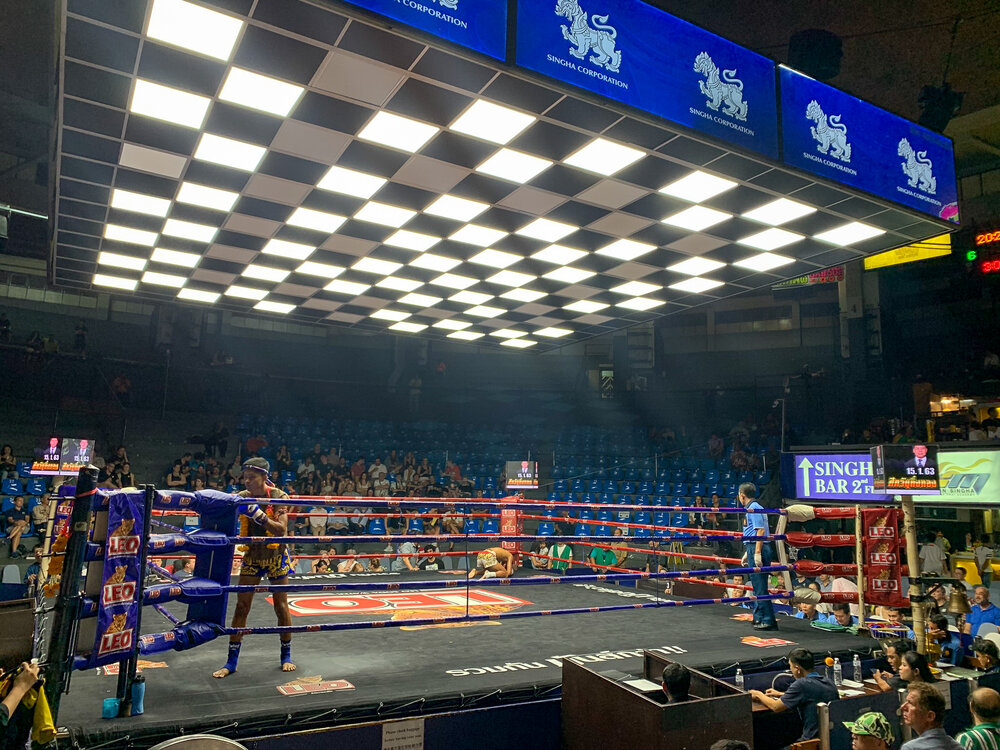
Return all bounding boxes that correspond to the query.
[739,482,776,631]
[213,457,296,678]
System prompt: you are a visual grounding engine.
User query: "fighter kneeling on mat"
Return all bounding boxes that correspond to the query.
[468,547,514,580]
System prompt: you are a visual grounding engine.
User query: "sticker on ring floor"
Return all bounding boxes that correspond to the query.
[268,589,532,620]
[741,635,798,648]
[277,675,356,696]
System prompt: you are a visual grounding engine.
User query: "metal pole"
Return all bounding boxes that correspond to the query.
[900,494,926,653]
[45,465,99,720]
[160,347,170,418]
[855,504,866,630]
[780,398,786,452]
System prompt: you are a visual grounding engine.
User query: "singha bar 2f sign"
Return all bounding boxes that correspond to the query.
[340,0,507,60]
[516,0,779,159]
[780,67,959,224]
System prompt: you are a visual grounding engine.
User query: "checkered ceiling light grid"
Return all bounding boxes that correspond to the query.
[54,0,950,351]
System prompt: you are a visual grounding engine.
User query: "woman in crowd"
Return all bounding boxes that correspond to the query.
[355,471,371,497]
[898,650,935,684]
[0,444,16,479]
[973,638,1000,675]
[274,444,292,472]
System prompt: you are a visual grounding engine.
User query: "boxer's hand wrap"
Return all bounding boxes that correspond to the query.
[753,552,763,567]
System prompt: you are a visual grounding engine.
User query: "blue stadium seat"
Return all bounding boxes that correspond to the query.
[634,511,651,526]
[481,518,500,534]
[574,523,590,537]
[654,481,670,495]
[620,481,636,495]
[672,482,689,496]
[407,519,424,533]
[724,484,738,498]
[587,479,602,493]
[25,479,46,496]
[546,491,561,503]
[464,517,481,534]
[690,482,706,497]
[652,495,669,507]
[594,525,612,537]
[704,470,720,482]
[367,518,387,535]
[652,511,668,526]
[633,494,649,506]
[537,522,555,536]
[578,510,594,521]
[596,510,612,523]
[755,471,772,484]
[570,479,585,492]
[633,526,650,539]
[737,471,753,484]
[2,479,23,496]
[719,471,735,484]
[553,479,568,492]
[598,492,614,505]
[705,483,721,497]
[637,481,654,495]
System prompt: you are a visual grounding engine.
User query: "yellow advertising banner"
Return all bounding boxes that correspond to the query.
[863,234,952,271]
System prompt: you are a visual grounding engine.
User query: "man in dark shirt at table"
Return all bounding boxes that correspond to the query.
[662,662,693,704]
[749,648,838,743]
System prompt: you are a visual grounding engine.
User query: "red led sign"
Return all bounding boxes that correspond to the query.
[975,230,1000,246]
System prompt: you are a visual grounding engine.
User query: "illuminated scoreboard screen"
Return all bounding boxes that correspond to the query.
[505,460,539,490]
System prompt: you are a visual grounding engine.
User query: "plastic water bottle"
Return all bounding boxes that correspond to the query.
[853,654,862,683]
[735,668,744,691]
[131,673,145,716]
[833,657,843,687]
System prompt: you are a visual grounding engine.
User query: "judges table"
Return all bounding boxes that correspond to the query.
[561,650,753,750]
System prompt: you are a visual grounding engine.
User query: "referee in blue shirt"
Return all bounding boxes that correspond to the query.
[739,482,777,630]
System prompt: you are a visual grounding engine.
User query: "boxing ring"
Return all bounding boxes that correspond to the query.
[36,467,898,748]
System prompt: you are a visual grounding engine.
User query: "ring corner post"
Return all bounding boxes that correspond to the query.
[899,493,925,653]
[45,464,99,722]
[117,483,156,717]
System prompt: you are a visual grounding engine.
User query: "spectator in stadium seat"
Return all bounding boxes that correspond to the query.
[928,613,963,666]
[843,711,894,750]
[549,540,573,574]
[0,444,16,480]
[965,586,1000,635]
[5,496,30,558]
[920,532,947,575]
[350,457,366,480]
[355,472,371,497]
[337,549,366,573]
[901,682,963,750]
[898,651,935,686]
[30,493,50,529]
[709,742,749,750]
[884,606,917,639]
[118,462,136,488]
[795,597,828,623]
[874,638,913,692]
[644,539,666,574]
[174,559,194,578]
[973,638,1000,675]
[391,527,420,572]
[749,648,838,744]
[369,457,388,482]
[165,461,185,489]
[528,541,550,570]
[707,433,725,458]
[554,508,575,537]
[957,687,1000,750]
[23,546,42,596]
[830,603,858,627]
[661,663,693,703]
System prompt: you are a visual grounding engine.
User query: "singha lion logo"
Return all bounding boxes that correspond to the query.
[806,100,851,162]
[438,0,457,9]
[555,0,621,73]
[897,138,936,193]
[693,52,748,121]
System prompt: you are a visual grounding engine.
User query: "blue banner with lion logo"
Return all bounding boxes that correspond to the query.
[92,490,145,667]
[341,0,507,60]
[516,0,779,159]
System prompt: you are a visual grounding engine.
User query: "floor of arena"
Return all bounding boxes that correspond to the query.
[58,570,877,746]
